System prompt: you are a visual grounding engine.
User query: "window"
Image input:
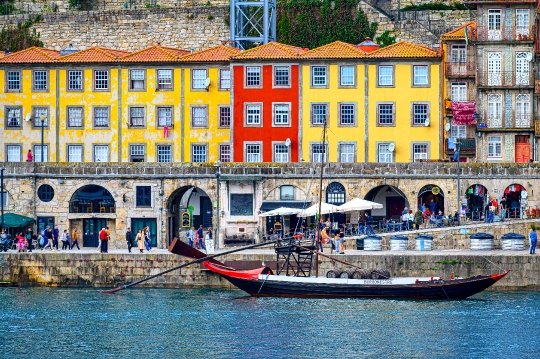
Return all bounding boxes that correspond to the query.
[274,144,289,163]
[93,145,109,162]
[5,107,22,128]
[37,185,54,202]
[94,70,109,90]
[339,66,355,86]
[378,66,393,86]
[136,186,152,207]
[339,143,355,163]
[451,45,466,63]
[488,9,501,34]
[412,143,429,162]
[339,104,355,125]
[192,69,207,89]
[94,107,110,128]
[311,66,327,86]
[192,145,207,162]
[219,69,230,89]
[311,104,327,125]
[274,66,289,86]
[67,145,83,162]
[487,94,502,128]
[157,69,173,90]
[6,71,21,91]
[451,82,467,102]
[246,144,261,162]
[515,52,530,86]
[516,9,529,37]
[280,185,294,200]
[451,122,466,139]
[273,104,290,125]
[130,145,145,162]
[377,143,393,163]
[219,145,231,162]
[191,107,208,127]
[412,104,429,125]
[377,103,394,125]
[246,104,261,125]
[413,65,428,86]
[68,71,83,91]
[515,94,531,128]
[246,66,261,87]
[326,182,346,205]
[311,144,328,163]
[488,136,502,158]
[130,70,145,90]
[33,107,49,127]
[157,107,172,127]
[129,107,145,127]
[6,145,21,162]
[33,70,48,91]
[67,107,83,128]
[219,106,231,127]
[33,145,49,162]
[156,145,172,162]
[0,191,7,207]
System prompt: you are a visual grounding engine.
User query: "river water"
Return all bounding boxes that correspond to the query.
[0,288,539,359]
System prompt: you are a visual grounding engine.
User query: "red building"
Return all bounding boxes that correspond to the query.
[231,42,306,162]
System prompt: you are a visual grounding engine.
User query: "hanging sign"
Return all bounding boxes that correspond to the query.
[181,212,190,228]
[431,186,441,195]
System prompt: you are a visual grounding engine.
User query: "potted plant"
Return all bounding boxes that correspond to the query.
[445,98,452,109]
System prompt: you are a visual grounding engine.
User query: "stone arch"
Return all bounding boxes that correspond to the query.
[69,185,115,213]
[464,184,488,220]
[365,185,409,220]
[417,184,445,215]
[504,183,527,218]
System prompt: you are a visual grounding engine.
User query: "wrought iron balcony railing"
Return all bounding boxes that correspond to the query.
[477,71,532,87]
[484,114,533,129]
[445,61,476,77]
[473,25,534,42]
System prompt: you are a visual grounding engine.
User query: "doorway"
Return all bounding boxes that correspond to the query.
[200,196,213,228]
[515,135,530,163]
[37,216,55,234]
[387,197,405,220]
[83,218,107,247]
[132,218,157,247]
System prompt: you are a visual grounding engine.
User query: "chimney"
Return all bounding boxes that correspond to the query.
[357,37,380,53]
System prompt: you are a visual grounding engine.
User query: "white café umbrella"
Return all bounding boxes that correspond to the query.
[335,198,383,213]
[259,207,303,217]
[298,202,339,217]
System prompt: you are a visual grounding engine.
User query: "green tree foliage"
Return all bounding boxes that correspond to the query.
[0,0,16,16]
[277,0,378,49]
[375,30,396,48]
[0,16,44,53]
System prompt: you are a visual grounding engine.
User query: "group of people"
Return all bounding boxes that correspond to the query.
[38,225,81,251]
[186,225,212,251]
[484,196,510,223]
[125,227,153,253]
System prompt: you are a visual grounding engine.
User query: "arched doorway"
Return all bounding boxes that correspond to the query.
[167,186,213,245]
[365,185,409,221]
[504,184,527,218]
[465,184,487,221]
[417,184,445,215]
[326,182,346,227]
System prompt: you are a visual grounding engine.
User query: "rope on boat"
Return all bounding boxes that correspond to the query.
[481,255,505,273]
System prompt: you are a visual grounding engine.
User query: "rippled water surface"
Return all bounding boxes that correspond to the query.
[1,288,539,358]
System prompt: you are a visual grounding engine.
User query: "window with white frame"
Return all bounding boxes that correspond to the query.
[413,65,428,86]
[377,103,394,125]
[246,66,261,86]
[412,103,429,125]
[340,66,355,86]
[311,104,327,125]
[339,143,355,163]
[33,145,49,162]
[129,107,145,127]
[33,70,48,90]
[339,104,355,125]
[191,107,208,127]
[94,107,110,128]
[94,145,109,162]
[451,122,466,139]
[67,107,83,128]
[311,144,328,163]
[219,106,231,127]
[377,143,393,163]
[274,66,289,86]
[246,104,261,125]
[68,71,83,91]
[157,107,172,127]
[488,136,502,158]
[192,69,207,89]
[157,69,173,90]
[311,66,327,86]
[246,144,261,162]
[280,185,294,200]
[6,71,21,91]
[6,145,21,162]
[130,70,145,90]
[130,145,145,162]
[219,145,231,162]
[94,70,109,90]
[516,9,530,37]
[67,145,83,162]
[451,45,466,63]
[192,145,207,162]
[515,94,531,128]
[274,144,289,163]
[412,143,429,161]
[487,94,502,128]
[219,69,230,89]
[378,65,393,86]
[157,145,172,162]
[273,104,289,125]
[33,107,49,127]
[5,107,22,128]
[451,82,467,102]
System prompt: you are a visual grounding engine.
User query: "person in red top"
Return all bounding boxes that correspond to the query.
[422,208,431,229]
[99,228,109,253]
[26,149,33,162]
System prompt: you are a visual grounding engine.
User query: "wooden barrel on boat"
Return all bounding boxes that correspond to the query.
[390,235,409,251]
[363,235,382,251]
[415,234,433,251]
[339,269,355,279]
[352,268,372,279]
[371,268,390,279]
[470,232,494,250]
[501,233,525,250]
[326,269,343,278]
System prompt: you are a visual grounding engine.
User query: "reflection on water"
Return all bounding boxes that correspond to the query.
[0,288,539,359]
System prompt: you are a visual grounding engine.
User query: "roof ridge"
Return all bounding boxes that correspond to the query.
[120,45,178,60]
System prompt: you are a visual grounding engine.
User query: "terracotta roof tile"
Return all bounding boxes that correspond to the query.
[119,45,188,62]
[58,46,125,63]
[180,45,241,62]
[300,41,366,59]
[0,47,61,63]
[441,21,476,40]
[232,42,307,60]
[368,41,439,59]
[101,48,132,57]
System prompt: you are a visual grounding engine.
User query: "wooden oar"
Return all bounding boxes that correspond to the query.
[101,238,279,294]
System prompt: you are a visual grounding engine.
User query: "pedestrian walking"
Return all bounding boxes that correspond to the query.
[188,226,195,247]
[99,227,109,253]
[42,228,54,251]
[53,225,60,250]
[61,229,70,250]
[143,227,151,251]
[197,225,206,251]
[205,227,212,249]
[16,232,26,252]
[414,209,423,230]
[71,228,80,250]
[136,229,144,253]
[27,149,33,162]
[26,227,33,252]
[530,228,537,255]
[500,196,507,222]
[126,227,134,253]
[97,228,104,252]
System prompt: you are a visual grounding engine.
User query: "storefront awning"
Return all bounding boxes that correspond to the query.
[259,201,311,211]
[0,212,34,228]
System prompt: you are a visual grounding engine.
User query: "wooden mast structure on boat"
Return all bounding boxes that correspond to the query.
[314,118,328,278]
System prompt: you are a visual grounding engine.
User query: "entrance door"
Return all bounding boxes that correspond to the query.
[386,197,405,221]
[83,218,106,247]
[37,216,54,234]
[200,196,213,228]
[132,218,157,247]
[487,52,502,85]
[515,135,530,163]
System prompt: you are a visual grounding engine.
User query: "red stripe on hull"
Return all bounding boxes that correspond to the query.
[203,261,272,280]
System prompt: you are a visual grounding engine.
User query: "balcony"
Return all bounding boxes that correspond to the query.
[481,114,533,130]
[446,138,476,156]
[477,71,533,88]
[445,61,475,77]
[473,25,534,42]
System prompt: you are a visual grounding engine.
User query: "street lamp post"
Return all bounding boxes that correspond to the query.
[456,139,461,226]
[40,114,46,163]
[0,168,5,231]
[214,161,221,250]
